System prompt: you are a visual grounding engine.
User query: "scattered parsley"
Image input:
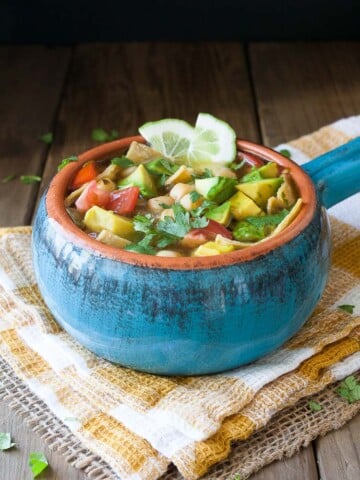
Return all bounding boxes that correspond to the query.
[111,156,135,168]
[158,204,208,238]
[39,132,53,144]
[57,156,78,171]
[336,376,360,404]
[92,128,119,142]
[279,148,291,158]
[20,175,42,185]
[338,304,355,314]
[2,174,16,183]
[29,452,48,478]
[233,475,242,480]
[308,400,322,412]
[0,432,15,451]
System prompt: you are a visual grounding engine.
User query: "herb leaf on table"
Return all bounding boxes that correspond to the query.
[336,376,360,404]
[29,452,49,478]
[0,432,15,450]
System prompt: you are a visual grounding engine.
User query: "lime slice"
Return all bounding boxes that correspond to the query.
[187,113,237,167]
[139,119,194,161]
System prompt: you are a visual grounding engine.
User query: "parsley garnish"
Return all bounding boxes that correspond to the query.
[57,156,78,171]
[20,175,42,184]
[125,214,177,253]
[158,204,208,238]
[39,132,53,144]
[336,376,360,404]
[279,149,291,158]
[29,452,48,478]
[92,128,119,142]
[2,174,16,183]
[0,432,15,450]
[338,304,355,314]
[111,156,135,168]
[308,400,322,412]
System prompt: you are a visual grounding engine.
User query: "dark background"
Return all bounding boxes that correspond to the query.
[1,0,360,44]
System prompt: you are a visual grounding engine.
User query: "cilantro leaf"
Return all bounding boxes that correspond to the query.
[338,304,355,314]
[39,132,53,144]
[336,376,360,404]
[125,236,157,255]
[2,174,16,183]
[308,400,322,412]
[0,432,15,450]
[20,175,42,185]
[191,216,209,229]
[57,156,78,171]
[189,190,202,202]
[191,199,216,217]
[133,214,155,233]
[157,204,191,238]
[92,128,119,142]
[279,149,291,158]
[29,452,48,478]
[111,156,135,168]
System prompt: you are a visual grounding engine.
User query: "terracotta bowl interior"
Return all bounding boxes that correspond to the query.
[46,136,316,270]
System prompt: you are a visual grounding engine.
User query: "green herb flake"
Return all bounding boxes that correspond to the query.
[39,132,53,144]
[338,304,355,314]
[92,128,119,143]
[336,375,360,404]
[308,400,322,412]
[20,175,42,185]
[2,174,16,183]
[189,190,202,202]
[0,432,16,451]
[279,148,291,158]
[29,452,48,478]
[233,475,242,480]
[111,156,135,168]
[57,156,78,171]
[191,199,216,217]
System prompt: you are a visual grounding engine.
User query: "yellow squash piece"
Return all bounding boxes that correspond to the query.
[84,206,135,239]
[192,241,235,257]
[96,229,131,248]
[230,191,263,220]
[126,141,163,163]
[236,178,283,209]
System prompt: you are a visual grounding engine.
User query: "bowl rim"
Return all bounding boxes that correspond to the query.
[46,136,317,270]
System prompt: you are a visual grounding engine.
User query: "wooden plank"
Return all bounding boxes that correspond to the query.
[250,446,319,480]
[0,46,71,227]
[315,414,360,480]
[0,402,87,480]
[249,42,360,146]
[36,42,260,204]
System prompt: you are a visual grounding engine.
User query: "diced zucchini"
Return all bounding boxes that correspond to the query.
[118,164,157,198]
[84,206,135,239]
[195,177,237,203]
[206,201,232,225]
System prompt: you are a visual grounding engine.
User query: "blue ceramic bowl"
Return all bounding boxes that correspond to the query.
[32,136,360,375]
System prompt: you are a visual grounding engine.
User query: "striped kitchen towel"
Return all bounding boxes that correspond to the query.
[0,116,359,480]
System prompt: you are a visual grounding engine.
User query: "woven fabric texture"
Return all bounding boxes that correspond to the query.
[0,116,359,479]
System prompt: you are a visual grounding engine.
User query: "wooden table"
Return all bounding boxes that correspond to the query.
[0,41,359,480]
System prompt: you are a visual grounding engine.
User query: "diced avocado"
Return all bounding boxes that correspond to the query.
[145,157,179,176]
[236,177,283,209]
[232,221,265,242]
[241,162,279,182]
[206,201,232,225]
[193,241,235,257]
[84,206,135,239]
[195,177,237,203]
[118,164,157,198]
[259,162,279,178]
[229,191,263,220]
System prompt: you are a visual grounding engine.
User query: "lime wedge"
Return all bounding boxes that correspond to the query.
[139,119,194,162]
[188,113,237,167]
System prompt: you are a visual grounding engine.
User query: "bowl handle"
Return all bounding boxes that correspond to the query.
[302,136,360,208]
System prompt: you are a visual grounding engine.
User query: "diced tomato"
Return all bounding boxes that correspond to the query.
[75,180,111,213]
[181,220,232,248]
[70,161,98,190]
[108,187,140,215]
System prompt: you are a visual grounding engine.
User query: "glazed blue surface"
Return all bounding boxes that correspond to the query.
[32,196,330,375]
[32,138,359,375]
